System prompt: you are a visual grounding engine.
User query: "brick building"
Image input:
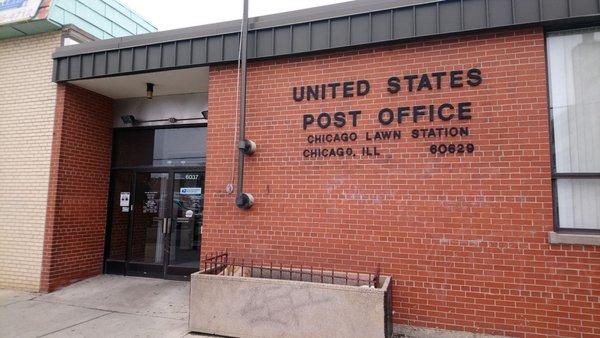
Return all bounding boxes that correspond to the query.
[15,0,600,336]
[0,0,155,291]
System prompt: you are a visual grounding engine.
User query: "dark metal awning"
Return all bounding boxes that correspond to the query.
[52,0,600,82]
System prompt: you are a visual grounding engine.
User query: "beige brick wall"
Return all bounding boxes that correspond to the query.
[0,31,62,291]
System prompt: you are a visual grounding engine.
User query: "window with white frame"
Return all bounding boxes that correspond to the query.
[547,27,600,231]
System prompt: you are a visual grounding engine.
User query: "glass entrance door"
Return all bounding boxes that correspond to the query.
[166,172,204,277]
[105,169,204,280]
[128,172,170,277]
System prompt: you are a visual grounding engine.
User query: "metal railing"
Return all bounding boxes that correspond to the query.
[201,251,381,288]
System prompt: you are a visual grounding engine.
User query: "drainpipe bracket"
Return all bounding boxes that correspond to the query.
[236,192,254,209]
[239,139,256,155]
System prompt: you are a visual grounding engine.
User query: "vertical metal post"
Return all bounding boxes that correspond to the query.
[237,0,249,201]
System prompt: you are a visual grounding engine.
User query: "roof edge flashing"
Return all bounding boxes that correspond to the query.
[52,0,437,58]
[52,0,600,82]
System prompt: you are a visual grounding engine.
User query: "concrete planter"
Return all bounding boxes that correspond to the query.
[189,269,392,338]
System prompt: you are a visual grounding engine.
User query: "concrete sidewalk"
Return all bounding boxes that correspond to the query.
[0,275,210,338]
[0,275,506,338]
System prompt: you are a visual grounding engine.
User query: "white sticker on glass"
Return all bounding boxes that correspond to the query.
[180,187,202,195]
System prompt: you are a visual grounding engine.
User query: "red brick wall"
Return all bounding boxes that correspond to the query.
[203,27,600,337]
[41,83,113,292]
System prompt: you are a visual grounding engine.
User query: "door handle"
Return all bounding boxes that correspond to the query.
[162,218,167,234]
[167,218,172,234]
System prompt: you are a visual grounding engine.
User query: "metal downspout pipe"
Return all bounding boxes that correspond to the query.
[235,0,256,209]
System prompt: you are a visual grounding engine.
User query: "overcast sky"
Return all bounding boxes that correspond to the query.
[119,0,353,31]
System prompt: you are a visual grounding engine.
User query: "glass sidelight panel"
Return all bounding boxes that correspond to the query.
[107,170,132,261]
[168,172,204,268]
[130,172,170,264]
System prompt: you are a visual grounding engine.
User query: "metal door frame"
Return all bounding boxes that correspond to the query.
[104,166,205,280]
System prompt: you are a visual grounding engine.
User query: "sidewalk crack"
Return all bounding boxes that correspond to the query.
[36,312,112,338]
[33,298,187,321]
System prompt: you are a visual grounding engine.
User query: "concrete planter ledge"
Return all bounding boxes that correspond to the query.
[189,268,392,338]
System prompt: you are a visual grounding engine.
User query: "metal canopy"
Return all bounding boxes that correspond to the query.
[52,0,600,82]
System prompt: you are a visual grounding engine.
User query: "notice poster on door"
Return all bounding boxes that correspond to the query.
[143,191,159,213]
[119,192,130,207]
